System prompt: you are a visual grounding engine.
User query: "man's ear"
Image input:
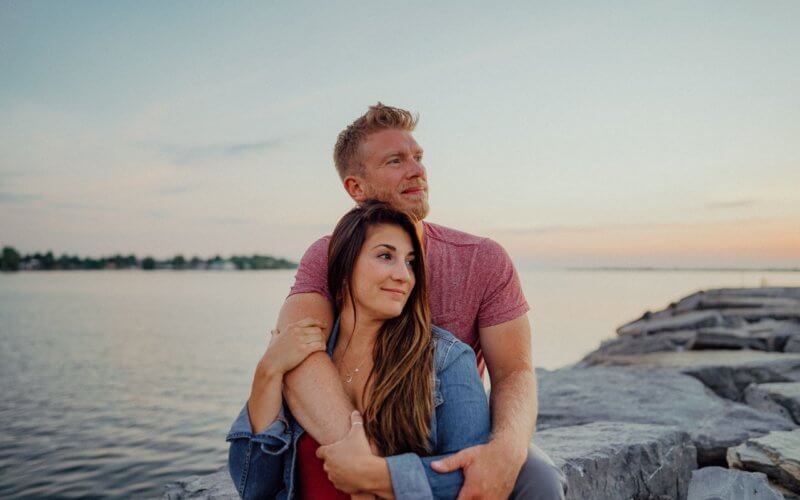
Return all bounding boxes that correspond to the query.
[343,175,368,202]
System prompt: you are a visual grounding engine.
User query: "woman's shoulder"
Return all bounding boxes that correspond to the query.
[431,325,477,373]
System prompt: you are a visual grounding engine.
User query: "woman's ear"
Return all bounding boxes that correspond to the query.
[343,176,368,202]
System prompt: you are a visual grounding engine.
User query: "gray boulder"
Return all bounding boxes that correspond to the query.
[787,336,800,353]
[687,466,783,500]
[744,382,800,424]
[618,310,725,337]
[162,467,237,500]
[537,366,795,464]
[534,421,697,500]
[728,429,800,494]
[581,350,800,401]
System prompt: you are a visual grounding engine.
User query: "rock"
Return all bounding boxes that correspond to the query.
[534,421,697,500]
[582,350,800,401]
[618,310,726,337]
[708,287,800,300]
[536,366,795,464]
[728,429,800,494]
[580,331,696,363]
[162,467,237,500]
[744,382,800,424]
[787,336,800,353]
[686,466,783,500]
[618,287,800,338]
[722,307,800,322]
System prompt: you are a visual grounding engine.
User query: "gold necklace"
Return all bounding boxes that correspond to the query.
[340,341,371,384]
[343,356,368,384]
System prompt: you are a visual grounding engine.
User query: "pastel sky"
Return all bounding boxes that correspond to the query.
[2,1,798,268]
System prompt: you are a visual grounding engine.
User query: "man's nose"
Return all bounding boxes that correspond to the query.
[405,158,425,178]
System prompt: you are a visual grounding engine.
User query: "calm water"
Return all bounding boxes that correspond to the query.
[1,269,798,498]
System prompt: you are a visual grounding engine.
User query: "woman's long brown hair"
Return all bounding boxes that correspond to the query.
[328,200,433,456]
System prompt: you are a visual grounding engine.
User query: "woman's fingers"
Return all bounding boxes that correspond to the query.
[305,341,325,353]
[292,317,326,329]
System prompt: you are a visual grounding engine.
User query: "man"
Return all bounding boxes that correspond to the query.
[276,103,567,499]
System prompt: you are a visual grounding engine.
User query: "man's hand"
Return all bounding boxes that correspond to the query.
[431,439,525,500]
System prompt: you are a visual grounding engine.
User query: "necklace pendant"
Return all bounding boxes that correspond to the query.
[345,374,353,383]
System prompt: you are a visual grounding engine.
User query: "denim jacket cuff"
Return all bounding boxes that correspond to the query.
[385,453,433,500]
[225,402,292,455]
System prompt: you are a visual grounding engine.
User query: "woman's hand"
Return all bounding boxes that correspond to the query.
[317,411,391,496]
[259,317,326,377]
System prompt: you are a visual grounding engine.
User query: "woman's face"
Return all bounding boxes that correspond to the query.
[349,223,416,321]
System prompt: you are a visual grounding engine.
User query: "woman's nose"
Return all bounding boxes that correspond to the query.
[391,261,412,282]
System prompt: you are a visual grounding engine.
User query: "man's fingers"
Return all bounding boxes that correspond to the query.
[430,449,469,473]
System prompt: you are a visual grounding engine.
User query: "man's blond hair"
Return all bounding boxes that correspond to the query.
[333,103,418,180]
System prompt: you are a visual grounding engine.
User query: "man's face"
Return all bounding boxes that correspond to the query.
[355,129,429,220]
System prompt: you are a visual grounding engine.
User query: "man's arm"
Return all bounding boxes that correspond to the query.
[431,314,535,498]
[278,292,355,445]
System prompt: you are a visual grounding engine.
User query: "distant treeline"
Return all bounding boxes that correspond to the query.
[0,246,297,271]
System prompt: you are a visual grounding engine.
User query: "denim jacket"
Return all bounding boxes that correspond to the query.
[227,320,490,499]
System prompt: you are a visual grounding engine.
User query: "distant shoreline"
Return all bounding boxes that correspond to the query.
[566,266,800,273]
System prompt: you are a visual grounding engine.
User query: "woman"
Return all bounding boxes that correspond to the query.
[227,201,490,499]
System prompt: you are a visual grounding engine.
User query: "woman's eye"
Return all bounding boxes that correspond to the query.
[405,260,414,268]
[378,253,392,260]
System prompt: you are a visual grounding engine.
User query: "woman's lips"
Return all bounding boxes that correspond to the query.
[381,288,406,296]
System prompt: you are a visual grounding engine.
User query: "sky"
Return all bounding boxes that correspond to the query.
[1,1,798,268]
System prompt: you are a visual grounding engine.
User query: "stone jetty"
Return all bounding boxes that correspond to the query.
[165,287,800,499]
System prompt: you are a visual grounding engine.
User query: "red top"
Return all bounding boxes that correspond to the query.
[296,433,349,500]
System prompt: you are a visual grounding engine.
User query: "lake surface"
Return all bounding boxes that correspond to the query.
[1,269,798,498]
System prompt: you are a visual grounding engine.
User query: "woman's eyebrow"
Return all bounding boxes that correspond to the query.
[371,243,397,251]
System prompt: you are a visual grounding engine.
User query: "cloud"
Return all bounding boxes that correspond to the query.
[146,138,289,166]
[705,199,756,209]
[0,192,41,203]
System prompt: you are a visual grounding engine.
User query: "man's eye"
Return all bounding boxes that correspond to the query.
[388,158,401,165]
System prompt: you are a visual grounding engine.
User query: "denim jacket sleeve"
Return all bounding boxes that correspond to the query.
[385,341,491,500]
[226,401,292,499]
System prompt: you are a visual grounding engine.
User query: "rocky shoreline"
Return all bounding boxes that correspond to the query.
[165,287,800,499]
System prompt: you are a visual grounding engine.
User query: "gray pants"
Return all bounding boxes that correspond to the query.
[510,443,568,499]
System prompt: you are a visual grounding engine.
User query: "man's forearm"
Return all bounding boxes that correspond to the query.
[283,352,355,445]
[489,368,538,456]
[277,293,354,445]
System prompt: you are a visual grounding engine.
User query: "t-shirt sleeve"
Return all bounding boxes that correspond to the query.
[476,238,529,328]
[288,236,331,300]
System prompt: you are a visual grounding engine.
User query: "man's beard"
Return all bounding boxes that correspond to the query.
[406,199,429,221]
[362,186,429,221]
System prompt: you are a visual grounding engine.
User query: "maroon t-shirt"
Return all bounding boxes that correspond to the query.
[288,221,529,377]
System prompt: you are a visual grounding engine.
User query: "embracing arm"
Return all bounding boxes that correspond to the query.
[360,342,491,499]
[278,292,355,444]
[482,314,537,461]
[429,314,536,497]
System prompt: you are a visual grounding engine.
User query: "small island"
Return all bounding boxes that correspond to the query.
[0,246,297,272]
